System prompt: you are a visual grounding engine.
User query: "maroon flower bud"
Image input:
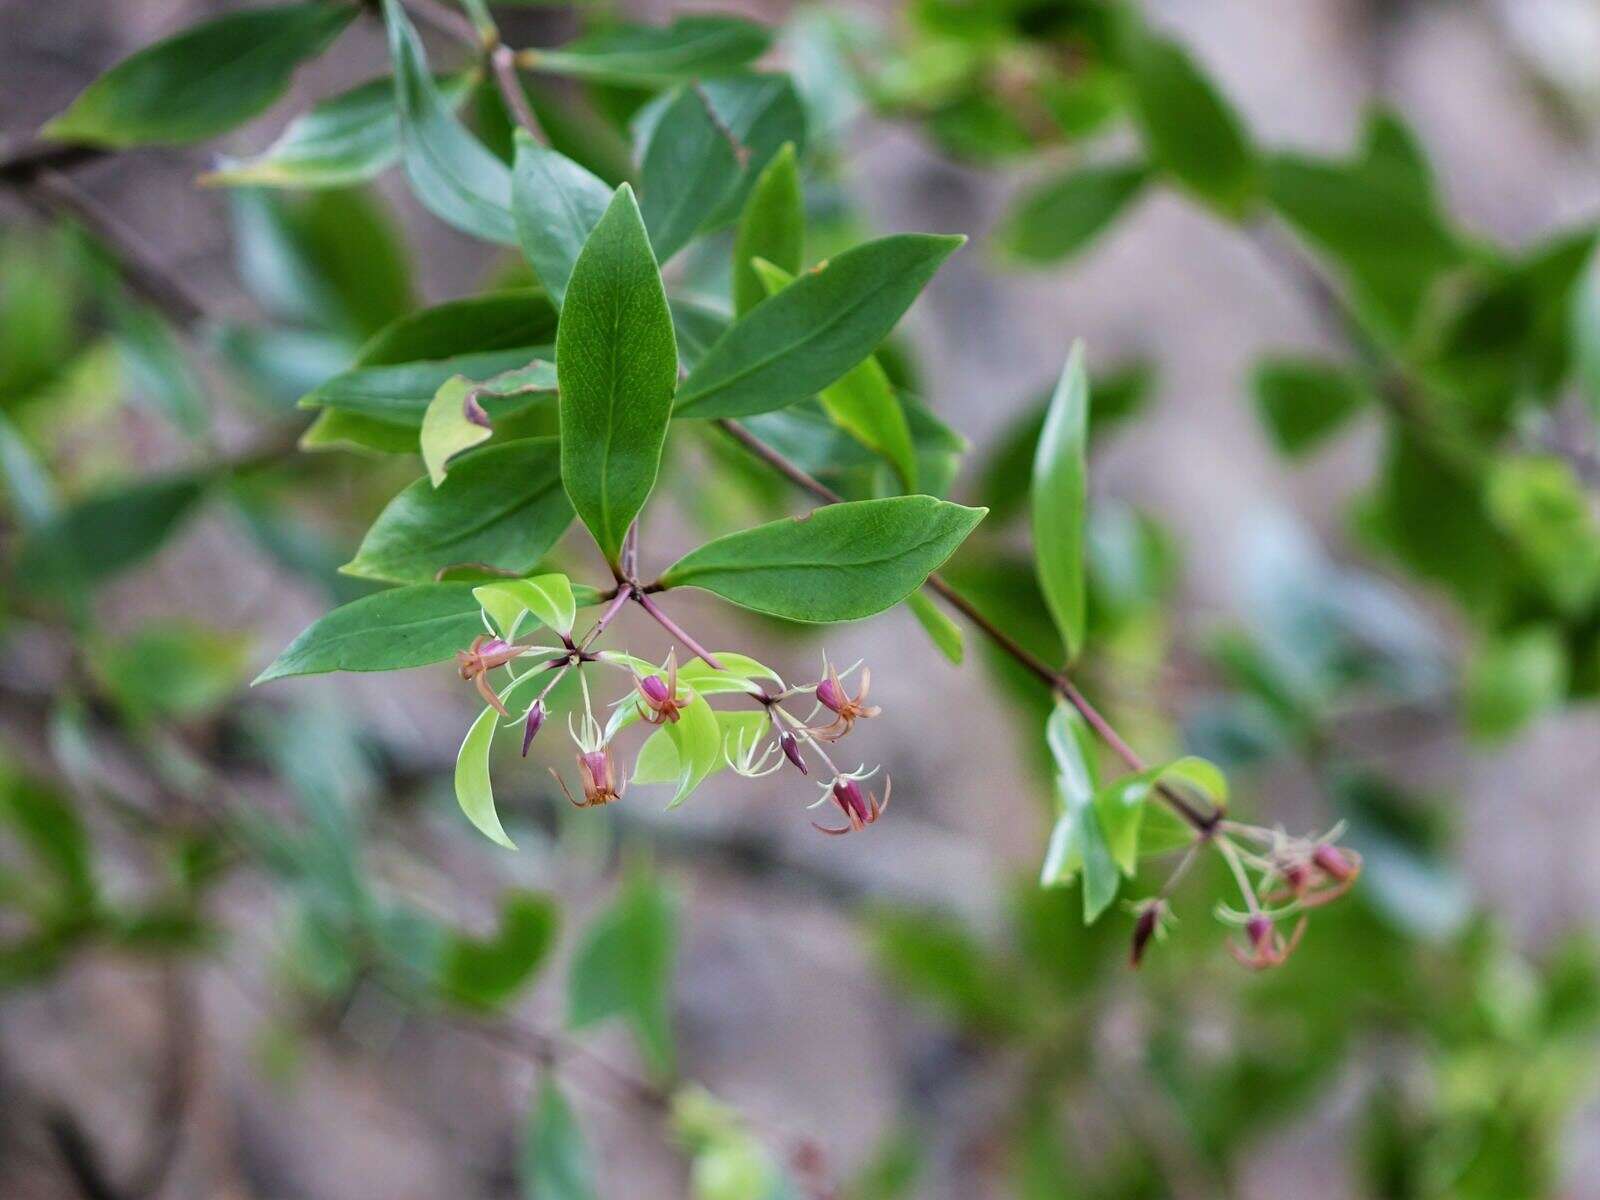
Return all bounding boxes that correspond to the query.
[815,674,846,714]
[1246,914,1273,950]
[640,673,671,705]
[1313,844,1354,882]
[1282,860,1310,894]
[811,769,890,836]
[1130,903,1163,968]
[834,777,870,824]
[779,729,808,774]
[521,700,546,756]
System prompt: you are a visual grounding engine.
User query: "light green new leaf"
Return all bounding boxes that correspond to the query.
[15,474,207,597]
[733,143,803,316]
[660,496,985,623]
[674,234,964,419]
[996,161,1150,265]
[1031,344,1089,663]
[300,290,557,449]
[475,573,577,639]
[557,185,678,565]
[905,591,963,664]
[663,693,723,808]
[0,413,57,531]
[1575,245,1600,421]
[1252,355,1372,457]
[1094,757,1225,875]
[568,871,678,1076]
[441,890,557,1010]
[1118,22,1258,219]
[1464,626,1567,743]
[109,294,209,438]
[526,17,769,86]
[753,258,917,491]
[419,361,558,485]
[511,130,612,308]
[522,1082,597,1200]
[204,71,475,189]
[456,705,516,849]
[383,0,514,244]
[255,582,483,682]
[634,711,769,786]
[1038,704,1119,921]
[43,3,355,147]
[640,86,742,264]
[346,439,572,584]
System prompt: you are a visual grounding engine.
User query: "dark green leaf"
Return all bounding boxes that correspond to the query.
[640,86,742,263]
[384,0,514,243]
[557,185,677,564]
[527,17,769,86]
[345,438,572,583]
[15,474,207,597]
[204,71,475,188]
[1576,244,1600,421]
[675,234,963,419]
[522,1082,597,1200]
[996,161,1149,264]
[510,130,612,308]
[1031,344,1089,663]
[568,870,677,1076]
[659,496,986,623]
[1252,355,1372,456]
[43,3,355,147]
[254,582,484,682]
[733,143,803,316]
[1118,21,1257,218]
[442,890,558,1009]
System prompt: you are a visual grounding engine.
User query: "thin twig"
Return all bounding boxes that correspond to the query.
[635,590,725,670]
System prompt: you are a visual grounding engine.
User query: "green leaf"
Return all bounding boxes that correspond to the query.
[346,439,572,584]
[1464,626,1568,744]
[94,623,251,721]
[1574,244,1600,422]
[568,870,677,1076]
[905,591,963,664]
[557,184,678,565]
[733,143,804,316]
[1038,704,1118,921]
[230,187,413,340]
[455,705,516,849]
[1252,355,1373,457]
[1117,21,1257,218]
[662,694,723,808]
[384,0,514,243]
[527,17,769,86]
[866,910,1023,1034]
[15,474,207,597]
[1359,106,1436,203]
[1094,757,1223,875]
[522,1082,597,1200]
[674,234,964,419]
[0,413,57,530]
[474,574,577,639]
[752,258,917,490]
[640,86,742,263]
[441,890,557,1009]
[1265,152,1465,344]
[635,74,809,230]
[42,2,355,148]
[633,711,769,786]
[1030,344,1089,664]
[108,293,209,438]
[204,71,476,189]
[660,496,986,623]
[996,161,1150,264]
[300,290,557,449]
[419,361,558,485]
[511,130,612,308]
[255,582,483,682]
[1486,455,1600,616]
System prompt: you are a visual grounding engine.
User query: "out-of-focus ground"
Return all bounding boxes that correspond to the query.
[2,1,1599,1197]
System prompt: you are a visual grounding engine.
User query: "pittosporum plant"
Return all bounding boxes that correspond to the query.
[11,0,1595,1194]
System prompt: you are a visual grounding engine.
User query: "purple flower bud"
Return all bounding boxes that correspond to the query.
[463,390,492,429]
[1130,904,1161,968]
[815,675,846,714]
[521,700,546,756]
[833,777,870,824]
[640,674,671,705]
[1313,844,1354,882]
[779,729,808,774]
[478,637,512,659]
[1246,914,1272,950]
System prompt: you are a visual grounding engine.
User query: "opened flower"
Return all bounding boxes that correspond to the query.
[457,635,530,717]
[806,657,881,742]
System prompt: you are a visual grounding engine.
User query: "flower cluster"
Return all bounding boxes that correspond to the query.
[1214,824,1363,971]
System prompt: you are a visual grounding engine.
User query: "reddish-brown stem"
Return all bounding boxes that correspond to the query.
[491,44,543,136]
[634,590,725,671]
